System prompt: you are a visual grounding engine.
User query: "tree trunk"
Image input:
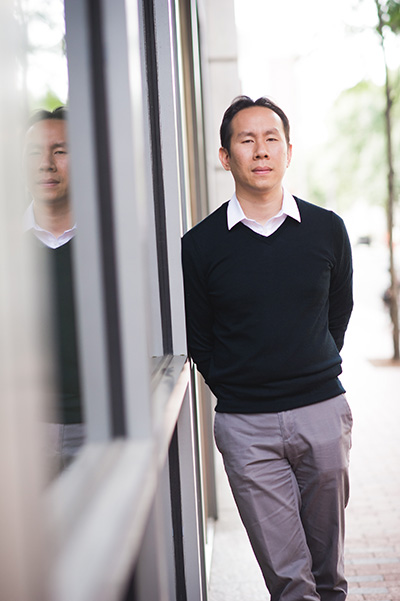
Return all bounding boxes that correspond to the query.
[384,85,400,359]
[376,0,400,360]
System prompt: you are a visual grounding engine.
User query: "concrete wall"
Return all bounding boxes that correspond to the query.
[200,0,241,212]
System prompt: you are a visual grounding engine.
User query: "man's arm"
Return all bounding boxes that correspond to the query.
[329,215,354,352]
[181,233,214,379]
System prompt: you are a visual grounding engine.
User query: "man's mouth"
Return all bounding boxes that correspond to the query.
[253,167,272,174]
[37,179,59,186]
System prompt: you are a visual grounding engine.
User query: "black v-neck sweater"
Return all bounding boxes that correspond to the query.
[182,197,353,413]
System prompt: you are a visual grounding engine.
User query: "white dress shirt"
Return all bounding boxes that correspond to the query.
[227,188,301,237]
[23,201,76,249]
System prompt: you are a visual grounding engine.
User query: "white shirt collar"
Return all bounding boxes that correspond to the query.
[227,188,301,230]
[23,201,76,249]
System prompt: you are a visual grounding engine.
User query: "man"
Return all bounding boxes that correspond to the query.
[24,107,84,472]
[182,96,353,601]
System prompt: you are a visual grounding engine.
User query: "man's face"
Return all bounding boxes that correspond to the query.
[25,119,69,206]
[219,106,292,200]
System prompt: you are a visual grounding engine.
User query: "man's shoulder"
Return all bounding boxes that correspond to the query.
[182,201,229,243]
[295,196,327,215]
[295,196,344,226]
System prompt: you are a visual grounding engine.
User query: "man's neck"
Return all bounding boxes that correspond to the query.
[33,200,73,237]
[236,188,283,226]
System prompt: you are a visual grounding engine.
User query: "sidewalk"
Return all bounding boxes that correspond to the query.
[208,243,400,601]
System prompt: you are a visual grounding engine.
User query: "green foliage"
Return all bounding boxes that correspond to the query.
[380,0,400,33]
[29,89,66,112]
[17,0,68,111]
[307,77,400,212]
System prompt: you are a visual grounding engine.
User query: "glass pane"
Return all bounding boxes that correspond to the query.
[20,0,84,477]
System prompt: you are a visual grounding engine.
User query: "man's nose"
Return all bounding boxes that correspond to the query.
[39,152,55,170]
[254,141,269,158]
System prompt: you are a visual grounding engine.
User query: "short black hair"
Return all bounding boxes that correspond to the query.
[26,106,68,130]
[220,96,290,153]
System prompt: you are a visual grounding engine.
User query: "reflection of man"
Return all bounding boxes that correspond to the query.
[24,107,84,472]
[182,96,354,600]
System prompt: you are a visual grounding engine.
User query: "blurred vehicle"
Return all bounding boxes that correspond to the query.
[357,235,371,245]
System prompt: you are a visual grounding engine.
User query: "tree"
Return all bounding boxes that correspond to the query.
[307,79,400,215]
[374,0,400,359]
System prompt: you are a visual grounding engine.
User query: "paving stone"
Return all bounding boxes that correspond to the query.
[347,558,400,565]
[349,588,388,595]
[348,575,384,583]
[347,548,397,555]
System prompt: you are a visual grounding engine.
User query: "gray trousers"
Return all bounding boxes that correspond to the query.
[214,395,353,601]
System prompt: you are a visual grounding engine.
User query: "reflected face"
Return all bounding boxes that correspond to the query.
[219,106,292,199]
[25,119,69,206]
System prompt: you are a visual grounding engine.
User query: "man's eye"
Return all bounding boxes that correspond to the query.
[242,139,253,144]
[267,138,277,142]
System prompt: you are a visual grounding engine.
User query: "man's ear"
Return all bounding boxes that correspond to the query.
[219,146,231,171]
[287,143,293,168]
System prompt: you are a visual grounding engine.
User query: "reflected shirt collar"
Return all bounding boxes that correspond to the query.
[23,201,76,249]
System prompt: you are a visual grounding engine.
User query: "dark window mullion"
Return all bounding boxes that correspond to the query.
[169,427,188,601]
[87,0,126,436]
[142,0,174,356]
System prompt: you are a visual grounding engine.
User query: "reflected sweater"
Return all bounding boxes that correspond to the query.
[31,236,83,424]
[182,197,353,413]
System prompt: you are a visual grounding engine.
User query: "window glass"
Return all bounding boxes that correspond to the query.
[20,0,84,476]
